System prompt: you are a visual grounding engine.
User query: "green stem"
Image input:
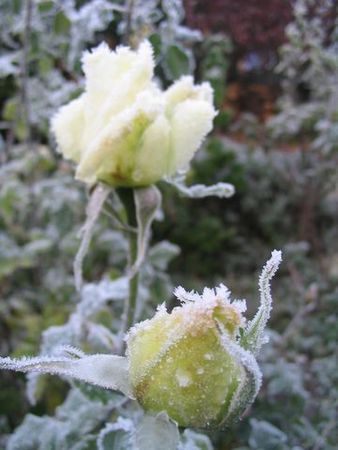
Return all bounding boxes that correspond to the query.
[118,188,140,337]
[127,233,139,329]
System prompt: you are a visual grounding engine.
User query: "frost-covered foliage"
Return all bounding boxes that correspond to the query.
[268,0,338,154]
[1,0,337,449]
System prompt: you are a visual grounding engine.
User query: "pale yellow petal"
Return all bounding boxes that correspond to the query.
[82,42,135,101]
[134,114,171,183]
[164,76,194,112]
[50,95,85,163]
[82,41,156,146]
[164,76,214,115]
[76,91,162,186]
[169,99,216,172]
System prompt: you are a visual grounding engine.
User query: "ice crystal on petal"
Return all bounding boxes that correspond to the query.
[173,286,200,303]
[232,299,247,314]
[173,283,247,326]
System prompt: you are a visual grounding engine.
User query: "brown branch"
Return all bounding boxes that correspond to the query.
[123,0,135,45]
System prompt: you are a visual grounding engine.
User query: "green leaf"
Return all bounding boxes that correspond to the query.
[3,98,17,121]
[163,45,193,80]
[38,1,54,13]
[53,11,71,34]
[148,34,162,61]
[74,381,125,406]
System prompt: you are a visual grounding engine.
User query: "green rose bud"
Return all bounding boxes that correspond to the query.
[126,251,282,429]
[126,285,247,428]
[51,41,216,188]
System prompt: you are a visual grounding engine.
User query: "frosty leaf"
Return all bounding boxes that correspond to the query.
[0,52,20,77]
[78,276,129,317]
[241,250,282,355]
[97,417,134,450]
[249,419,288,449]
[130,186,162,276]
[6,414,48,450]
[87,323,117,351]
[8,389,112,450]
[0,351,133,398]
[74,183,111,291]
[167,172,234,199]
[217,325,262,426]
[134,412,179,450]
[179,429,214,450]
[148,241,180,271]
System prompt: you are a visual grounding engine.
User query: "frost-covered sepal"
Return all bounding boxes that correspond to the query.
[0,347,133,398]
[217,325,262,427]
[166,171,235,198]
[240,250,282,354]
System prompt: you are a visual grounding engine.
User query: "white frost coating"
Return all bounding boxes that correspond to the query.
[0,351,133,398]
[73,184,111,291]
[241,250,282,354]
[25,346,85,405]
[52,345,86,358]
[167,171,235,199]
[26,373,40,406]
[97,417,134,450]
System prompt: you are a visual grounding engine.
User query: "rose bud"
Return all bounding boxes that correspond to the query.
[126,251,282,428]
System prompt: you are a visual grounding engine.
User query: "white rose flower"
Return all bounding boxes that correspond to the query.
[51,41,216,187]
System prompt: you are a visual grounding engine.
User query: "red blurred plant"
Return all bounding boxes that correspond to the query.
[184,0,292,67]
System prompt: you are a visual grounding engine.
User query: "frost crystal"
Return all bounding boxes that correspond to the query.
[173,283,247,329]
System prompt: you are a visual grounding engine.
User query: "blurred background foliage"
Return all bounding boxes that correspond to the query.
[0,0,337,449]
